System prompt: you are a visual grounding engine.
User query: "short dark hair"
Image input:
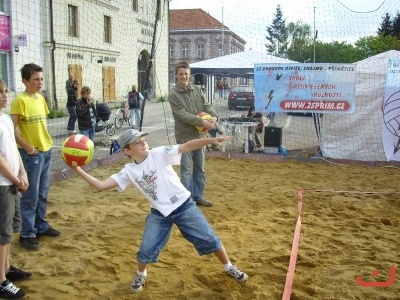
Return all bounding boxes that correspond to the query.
[174,61,190,75]
[20,63,43,81]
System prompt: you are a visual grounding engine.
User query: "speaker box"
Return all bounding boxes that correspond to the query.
[264,126,282,147]
[194,74,206,85]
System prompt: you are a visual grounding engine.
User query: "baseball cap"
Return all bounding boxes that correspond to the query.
[118,129,148,149]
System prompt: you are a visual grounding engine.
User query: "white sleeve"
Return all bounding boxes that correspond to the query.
[139,92,144,100]
[110,168,131,192]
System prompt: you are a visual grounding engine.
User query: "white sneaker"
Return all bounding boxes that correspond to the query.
[226,265,248,282]
[131,274,146,293]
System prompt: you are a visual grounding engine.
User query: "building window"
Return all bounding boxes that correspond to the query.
[68,5,78,37]
[182,45,188,58]
[157,0,161,20]
[0,53,8,84]
[197,44,204,59]
[170,45,174,58]
[218,43,224,56]
[104,15,111,43]
[133,0,138,12]
[0,0,6,12]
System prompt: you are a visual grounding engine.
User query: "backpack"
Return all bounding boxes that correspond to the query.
[128,91,140,109]
[109,140,121,155]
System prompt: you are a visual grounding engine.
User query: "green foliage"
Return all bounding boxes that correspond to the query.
[267,7,400,63]
[286,21,313,62]
[377,13,393,36]
[265,5,288,57]
[48,110,66,119]
[157,95,166,102]
[354,35,400,59]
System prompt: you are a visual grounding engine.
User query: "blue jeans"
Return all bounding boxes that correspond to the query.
[179,145,206,202]
[66,105,77,131]
[19,149,52,238]
[130,108,141,128]
[80,128,95,141]
[137,198,221,264]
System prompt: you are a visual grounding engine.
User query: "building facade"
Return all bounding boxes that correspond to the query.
[169,8,246,86]
[1,0,171,110]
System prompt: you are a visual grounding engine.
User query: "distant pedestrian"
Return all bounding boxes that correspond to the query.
[146,78,153,101]
[65,74,74,94]
[217,79,223,99]
[127,85,144,129]
[66,80,79,135]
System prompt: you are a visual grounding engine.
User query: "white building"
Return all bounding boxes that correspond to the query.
[1,0,170,110]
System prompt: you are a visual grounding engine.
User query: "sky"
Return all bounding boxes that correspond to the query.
[169,0,395,52]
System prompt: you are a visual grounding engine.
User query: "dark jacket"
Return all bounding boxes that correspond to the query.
[67,87,78,107]
[168,82,217,142]
[76,97,95,130]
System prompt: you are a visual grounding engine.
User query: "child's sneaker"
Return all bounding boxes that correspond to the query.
[226,265,249,283]
[0,280,27,299]
[131,273,146,293]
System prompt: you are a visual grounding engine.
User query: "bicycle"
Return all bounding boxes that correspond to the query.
[114,101,131,129]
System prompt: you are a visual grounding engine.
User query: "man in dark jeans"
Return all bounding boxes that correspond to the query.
[66,80,79,135]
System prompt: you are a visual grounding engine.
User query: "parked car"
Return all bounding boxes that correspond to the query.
[227,85,254,110]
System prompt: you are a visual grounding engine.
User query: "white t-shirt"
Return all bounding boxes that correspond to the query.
[111,145,191,217]
[0,113,20,185]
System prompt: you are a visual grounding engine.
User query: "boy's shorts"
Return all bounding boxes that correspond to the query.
[0,185,22,245]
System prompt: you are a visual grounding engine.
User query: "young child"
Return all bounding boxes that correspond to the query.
[0,79,31,299]
[71,129,248,293]
[10,63,61,251]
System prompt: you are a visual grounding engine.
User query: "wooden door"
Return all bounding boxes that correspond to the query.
[102,66,115,102]
[68,64,82,95]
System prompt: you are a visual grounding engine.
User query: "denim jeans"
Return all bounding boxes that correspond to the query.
[130,108,141,128]
[137,198,221,264]
[66,105,77,131]
[179,145,205,201]
[80,128,95,141]
[19,148,52,238]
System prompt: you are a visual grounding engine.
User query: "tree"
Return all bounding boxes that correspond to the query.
[354,35,400,59]
[377,13,393,36]
[286,21,313,62]
[393,11,400,39]
[265,5,288,57]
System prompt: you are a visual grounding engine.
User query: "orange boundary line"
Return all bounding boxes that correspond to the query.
[281,188,395,300]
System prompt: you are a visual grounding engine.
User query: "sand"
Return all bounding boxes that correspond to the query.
[10,156,400,299]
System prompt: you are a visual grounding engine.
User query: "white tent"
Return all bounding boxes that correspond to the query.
[321,50,400,161]
[190,50,297,78]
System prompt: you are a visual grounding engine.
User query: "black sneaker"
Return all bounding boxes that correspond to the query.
[0,280,27,299]
[6,266,32,282]
[37,227,61,237]
[19,236,39,251]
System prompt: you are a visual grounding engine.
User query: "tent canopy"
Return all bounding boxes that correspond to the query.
[190,50,298,78]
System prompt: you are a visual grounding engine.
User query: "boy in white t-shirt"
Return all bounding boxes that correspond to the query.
[72,129,248,293]
[0,79,31,299]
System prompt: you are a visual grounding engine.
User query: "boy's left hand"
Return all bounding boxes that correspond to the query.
[214,136,233,145]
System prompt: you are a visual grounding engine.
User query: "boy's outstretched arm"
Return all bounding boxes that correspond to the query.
[72,166,118,191]
[178,136,232,154]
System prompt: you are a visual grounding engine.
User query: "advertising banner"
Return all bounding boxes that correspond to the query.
[254,63,356,114]
[382,59,400,161]
[0,15,10,51]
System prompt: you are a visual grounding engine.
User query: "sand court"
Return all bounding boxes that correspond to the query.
[10,157,400,299]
